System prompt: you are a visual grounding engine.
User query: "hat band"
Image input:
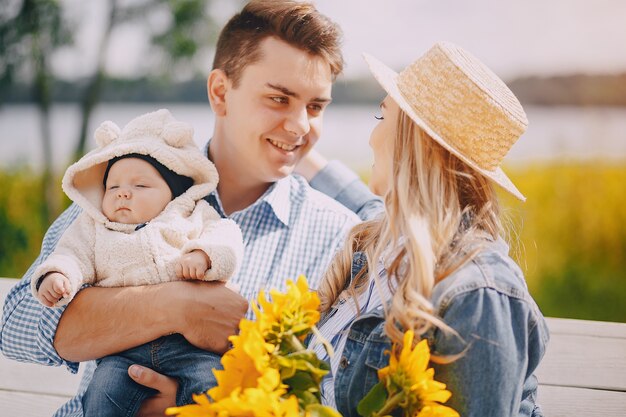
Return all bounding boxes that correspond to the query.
[396,46,525,171]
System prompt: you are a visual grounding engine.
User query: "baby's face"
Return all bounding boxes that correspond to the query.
[102,158,172,224]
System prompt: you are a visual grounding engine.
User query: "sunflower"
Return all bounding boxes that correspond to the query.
[208,319,280,401]
[253,276,321,346]
[167,276,337,417]
[375,331,459,417]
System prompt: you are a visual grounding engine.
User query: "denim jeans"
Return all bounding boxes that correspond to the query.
[82,333,221,417]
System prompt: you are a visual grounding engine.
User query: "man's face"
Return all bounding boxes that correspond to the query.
[216,37,333,185]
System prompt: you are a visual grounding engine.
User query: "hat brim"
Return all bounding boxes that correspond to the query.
[363,53,525,202]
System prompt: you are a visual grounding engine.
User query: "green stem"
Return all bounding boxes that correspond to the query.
[289,334,305,351]
[372,392,404,417]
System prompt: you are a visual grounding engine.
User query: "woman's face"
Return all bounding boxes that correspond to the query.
[369,96,399,196]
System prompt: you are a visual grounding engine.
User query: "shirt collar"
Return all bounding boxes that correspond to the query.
[261,176,291,227]
[203,139,291,227]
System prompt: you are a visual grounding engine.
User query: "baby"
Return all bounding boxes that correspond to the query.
[31,109,243,416]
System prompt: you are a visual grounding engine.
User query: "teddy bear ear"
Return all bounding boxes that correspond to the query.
[94,121,121,147]
[162,121,193,147]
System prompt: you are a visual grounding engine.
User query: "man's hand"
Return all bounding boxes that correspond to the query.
[129,365,178,417]
[176,250,212,280]
[37,272,71,307]
[55,280,248,362]
[175,280,248,353]
[294,149,329,181]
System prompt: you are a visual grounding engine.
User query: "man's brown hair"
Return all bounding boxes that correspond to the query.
[213,0,344,86]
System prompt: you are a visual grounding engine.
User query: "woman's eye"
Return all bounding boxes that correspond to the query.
[374,115,384,120]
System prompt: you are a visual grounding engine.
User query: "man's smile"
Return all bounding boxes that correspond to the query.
[267,138,299,152]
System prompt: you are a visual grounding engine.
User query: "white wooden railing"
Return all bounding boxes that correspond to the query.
[1,278,625,416]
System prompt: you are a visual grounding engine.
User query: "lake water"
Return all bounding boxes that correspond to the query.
[0,103,625,173]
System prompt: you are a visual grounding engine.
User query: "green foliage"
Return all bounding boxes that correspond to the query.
[359,161,626,322]
[0,205,28,271]
[148,0,222,77]
[1,163,625,322]
[0,169,42,277]
[502,162,626,322]
[357,381,387,417]
[0,0,73,101]
[154,0,207,59]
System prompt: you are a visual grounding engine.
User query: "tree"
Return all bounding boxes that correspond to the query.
[72,0,221,159]
[1,0,225,221]
[0,0,73,222]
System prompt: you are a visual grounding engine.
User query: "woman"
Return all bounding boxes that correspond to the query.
[312,42,549,417]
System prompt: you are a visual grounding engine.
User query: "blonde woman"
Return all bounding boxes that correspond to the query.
[310,42,549,417]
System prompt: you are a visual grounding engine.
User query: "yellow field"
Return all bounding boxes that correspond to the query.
[1,162,625,321]
[503,162,626,322]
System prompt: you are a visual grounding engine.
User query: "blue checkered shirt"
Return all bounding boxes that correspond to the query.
[0,161,381,416]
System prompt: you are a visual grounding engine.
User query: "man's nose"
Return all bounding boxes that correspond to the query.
[284,107,310,137]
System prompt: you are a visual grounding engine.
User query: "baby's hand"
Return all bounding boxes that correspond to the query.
[176,250,212,280]
[37,272,71,307]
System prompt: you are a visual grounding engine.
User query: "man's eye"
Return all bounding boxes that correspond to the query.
[271,96,288,104]
[308,104,323,113]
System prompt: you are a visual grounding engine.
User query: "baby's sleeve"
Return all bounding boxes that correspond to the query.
[181,200,244,281]
[31,212,97,307]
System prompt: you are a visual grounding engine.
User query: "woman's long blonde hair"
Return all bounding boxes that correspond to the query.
[318,110,502,345]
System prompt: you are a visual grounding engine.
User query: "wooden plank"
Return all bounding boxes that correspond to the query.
[4,386,620,417]
[0,277,85,397]
[537,384,626,417]
[0,390,71,417]
[536,324,626,391]
[3,276,626,416]
[546,317,626,338]
[0,357,84,397]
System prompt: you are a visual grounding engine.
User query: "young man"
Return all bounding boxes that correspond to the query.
[0,1,380,416]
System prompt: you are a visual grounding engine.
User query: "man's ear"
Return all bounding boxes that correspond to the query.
[207,69,229,117]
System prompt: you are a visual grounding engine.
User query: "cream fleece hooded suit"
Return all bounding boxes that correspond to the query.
[31,109,243,307]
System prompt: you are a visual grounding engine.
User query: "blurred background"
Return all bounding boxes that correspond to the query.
[1,0,624,322]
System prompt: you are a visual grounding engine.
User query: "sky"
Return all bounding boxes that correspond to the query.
[49,0,626,81]
[316,0,626,79]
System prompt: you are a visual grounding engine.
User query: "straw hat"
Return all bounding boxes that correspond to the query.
[364,42,528,201]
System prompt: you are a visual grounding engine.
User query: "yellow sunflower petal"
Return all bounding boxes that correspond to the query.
[422,388,452,403]
[399,330,415,364]
[408,339,430,374]
[416,404,460,417]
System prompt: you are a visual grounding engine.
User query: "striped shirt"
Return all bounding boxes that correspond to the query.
[310,260,394,409]
[0,166,364,416]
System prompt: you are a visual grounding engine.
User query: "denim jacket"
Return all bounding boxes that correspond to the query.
[328,238,549,417]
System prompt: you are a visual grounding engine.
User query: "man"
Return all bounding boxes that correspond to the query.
[0,1,380,416]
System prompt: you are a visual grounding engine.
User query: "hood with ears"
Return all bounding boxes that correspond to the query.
[62,109,218,228]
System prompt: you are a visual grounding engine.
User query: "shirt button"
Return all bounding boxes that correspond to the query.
[339,356,350,369]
